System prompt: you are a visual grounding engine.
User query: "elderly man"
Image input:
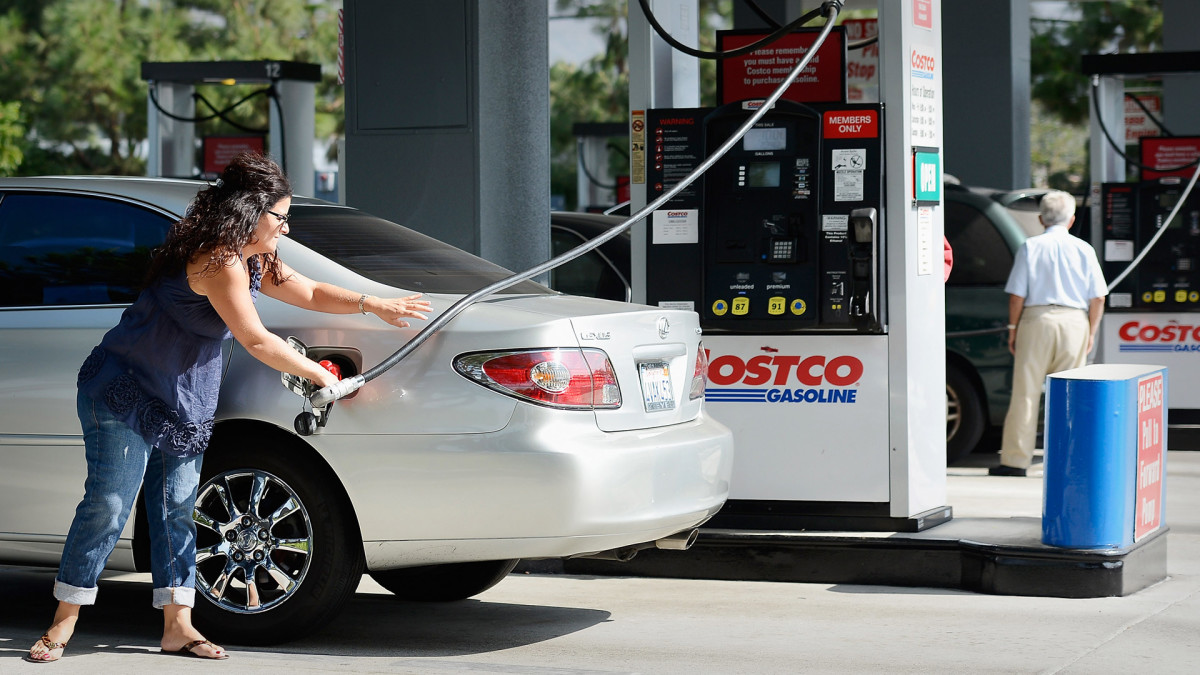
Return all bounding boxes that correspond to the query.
[991,190,1107,477]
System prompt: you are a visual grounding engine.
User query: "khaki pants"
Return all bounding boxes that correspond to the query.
[999,305,1090,469]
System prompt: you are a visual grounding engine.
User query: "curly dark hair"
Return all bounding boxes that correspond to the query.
[146,152,292,286]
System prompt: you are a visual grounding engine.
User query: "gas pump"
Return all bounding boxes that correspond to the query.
[644,99,896,522]
[1087,54,1200,425]
[1099,173,1200,417]
[630,1,950,532]
[645,100,884,334]
[1128,177,1200,309]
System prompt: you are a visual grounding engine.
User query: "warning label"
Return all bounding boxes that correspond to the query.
[631,110,646,184]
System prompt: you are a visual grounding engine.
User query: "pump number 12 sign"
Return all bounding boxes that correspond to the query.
[1135,372,1165,541]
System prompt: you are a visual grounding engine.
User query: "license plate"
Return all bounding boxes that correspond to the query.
[639,361,675,412]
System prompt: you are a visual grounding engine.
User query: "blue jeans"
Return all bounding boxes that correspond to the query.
[55,392,204,609]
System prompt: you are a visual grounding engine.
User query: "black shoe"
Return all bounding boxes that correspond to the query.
[988,464,1027,477]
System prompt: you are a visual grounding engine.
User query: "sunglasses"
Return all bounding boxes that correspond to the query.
[266,209,290,226]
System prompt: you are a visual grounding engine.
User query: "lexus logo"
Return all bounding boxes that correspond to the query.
[656,317,671,339]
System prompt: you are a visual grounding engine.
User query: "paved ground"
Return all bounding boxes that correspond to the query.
[1,451,1197,673]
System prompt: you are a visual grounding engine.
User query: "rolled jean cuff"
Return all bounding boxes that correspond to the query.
[152,586,196,609]
[53,579,98,606]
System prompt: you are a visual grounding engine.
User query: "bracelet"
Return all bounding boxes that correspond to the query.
[358,294,369,315]
[1006,324,1017,330]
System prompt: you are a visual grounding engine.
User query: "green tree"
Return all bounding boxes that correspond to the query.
[0,0,343,176]
[1031,0,1162,126]
[1029,1,1162,188]
[550,0,730,209]
[0,101,24,175]
[1030,99,1087,190]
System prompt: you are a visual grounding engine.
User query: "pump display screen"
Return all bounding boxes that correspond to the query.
[1158,192,1185,228]
[746,162,781,187]
[743,127,787,152]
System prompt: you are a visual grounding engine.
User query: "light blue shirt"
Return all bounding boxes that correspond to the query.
[1004,224,1107,309]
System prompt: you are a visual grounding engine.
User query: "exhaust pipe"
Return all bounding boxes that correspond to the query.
[654,528,699,551]
[575,546,640,562]
[574,528,700,561]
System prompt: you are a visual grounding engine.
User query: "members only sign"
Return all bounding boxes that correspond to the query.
[1135,372,1165,541]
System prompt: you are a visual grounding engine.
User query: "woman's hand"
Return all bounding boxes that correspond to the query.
[364,293,433,328]
[309,366,340,391]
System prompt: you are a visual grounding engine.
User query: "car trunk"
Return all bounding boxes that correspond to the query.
[466,295,706,433]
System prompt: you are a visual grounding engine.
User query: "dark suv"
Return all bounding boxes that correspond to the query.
[942,184,1028,461]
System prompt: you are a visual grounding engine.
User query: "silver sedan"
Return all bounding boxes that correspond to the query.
[0,176,733,644]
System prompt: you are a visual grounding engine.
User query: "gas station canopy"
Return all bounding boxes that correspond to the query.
[141,60,321,84]
[141,60,319,194]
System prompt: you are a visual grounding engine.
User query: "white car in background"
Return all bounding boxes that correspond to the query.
[0,176,733,644]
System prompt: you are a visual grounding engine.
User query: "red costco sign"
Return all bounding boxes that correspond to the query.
[717,29,846,105]
[823,110,878,139]
[203,136,265,176]
[1140,136,1200,180]
[913,0,933,29]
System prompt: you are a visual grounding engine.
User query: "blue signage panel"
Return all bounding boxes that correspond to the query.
[913,150,940,204]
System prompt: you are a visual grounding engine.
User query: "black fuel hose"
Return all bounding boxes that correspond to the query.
[1091,76,1198,175]
[308,2,844,408]
[637,0,824,60]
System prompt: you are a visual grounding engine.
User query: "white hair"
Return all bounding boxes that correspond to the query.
[1039,190,1075,227]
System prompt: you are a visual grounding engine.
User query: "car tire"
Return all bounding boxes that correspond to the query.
[190,440,364,645]
[946,364,985,463]
[369,559,519,602]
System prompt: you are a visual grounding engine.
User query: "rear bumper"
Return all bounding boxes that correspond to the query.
[361,508,724,570]
[314,407,733,571]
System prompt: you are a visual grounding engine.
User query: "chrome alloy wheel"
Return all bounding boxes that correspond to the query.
[193,469,314,613]
[946,382,962,442]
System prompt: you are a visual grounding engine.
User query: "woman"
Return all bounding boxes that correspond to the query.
[26,153,432,662]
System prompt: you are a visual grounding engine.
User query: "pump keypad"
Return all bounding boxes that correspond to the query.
[769,238,797,262]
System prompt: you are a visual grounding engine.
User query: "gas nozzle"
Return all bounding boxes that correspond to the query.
[848,207,879,329]
[851,207,876,245]
[310,374,366,407]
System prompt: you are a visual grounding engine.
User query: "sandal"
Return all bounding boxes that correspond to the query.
[24,634,68,663]
[164,639,229,660]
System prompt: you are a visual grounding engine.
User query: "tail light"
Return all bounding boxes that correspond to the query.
[689,344,708,401]
[454,348,622,409]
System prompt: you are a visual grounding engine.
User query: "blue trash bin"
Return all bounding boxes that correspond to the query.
[1042,364,1168,549]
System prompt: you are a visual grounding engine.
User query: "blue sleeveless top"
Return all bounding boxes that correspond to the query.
[77,256,263,457]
